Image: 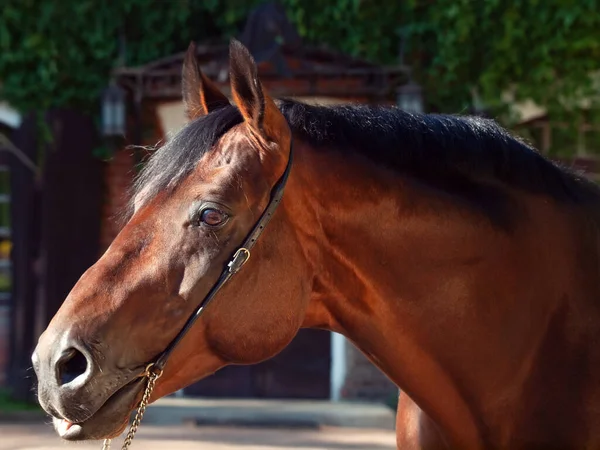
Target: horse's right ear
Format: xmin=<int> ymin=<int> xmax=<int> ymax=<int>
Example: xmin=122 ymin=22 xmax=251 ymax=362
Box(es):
xmin=182 ymin=42 xmax=230 ymax=120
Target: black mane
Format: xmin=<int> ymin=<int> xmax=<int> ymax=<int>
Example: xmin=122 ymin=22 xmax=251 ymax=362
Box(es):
xmin=132 ymin=99 xmax=600 ymax=222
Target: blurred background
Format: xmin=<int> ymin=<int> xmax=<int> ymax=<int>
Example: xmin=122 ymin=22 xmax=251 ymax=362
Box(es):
xmin=0 ymin=0 xmax=598 ymax=447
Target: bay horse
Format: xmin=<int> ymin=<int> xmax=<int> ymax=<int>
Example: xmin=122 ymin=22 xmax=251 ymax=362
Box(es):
xmin=32 ymin=40 xmax=600 ymax=449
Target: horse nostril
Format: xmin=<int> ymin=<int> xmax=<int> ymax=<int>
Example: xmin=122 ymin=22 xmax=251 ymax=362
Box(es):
xmin=57 ymin=348 xmax=88 ymax=386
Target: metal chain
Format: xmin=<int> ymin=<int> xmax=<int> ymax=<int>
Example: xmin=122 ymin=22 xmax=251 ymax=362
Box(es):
xmin=101 ymin=365 xmax=162 ymax=450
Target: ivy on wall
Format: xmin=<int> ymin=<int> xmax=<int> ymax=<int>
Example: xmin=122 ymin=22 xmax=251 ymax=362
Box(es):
xmin=280 ymin=0 xmax=600 ymax=123
xmin=0 ymin=0 xmax=232 ymax=114
xmin=1 ymin=0 xmax=599 ymax=150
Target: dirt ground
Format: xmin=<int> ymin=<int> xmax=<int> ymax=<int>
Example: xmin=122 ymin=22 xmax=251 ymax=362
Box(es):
xmin=0 ymin=423 xmax=397 ymax=450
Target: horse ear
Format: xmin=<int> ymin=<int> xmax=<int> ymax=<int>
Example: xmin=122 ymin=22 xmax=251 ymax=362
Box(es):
xmin=182 ymin=42 xmax=230 ymax=120
xmin=228 ymin=39 xmax=289 ymax=144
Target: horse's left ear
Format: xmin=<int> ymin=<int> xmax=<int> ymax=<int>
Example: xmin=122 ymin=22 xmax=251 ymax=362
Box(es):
xmin=229 ymin=39 xmax=290 ymax=146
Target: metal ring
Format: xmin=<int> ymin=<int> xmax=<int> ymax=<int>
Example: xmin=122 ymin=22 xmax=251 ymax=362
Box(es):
xmin=143 ymin=363 xmax=164 ymax=379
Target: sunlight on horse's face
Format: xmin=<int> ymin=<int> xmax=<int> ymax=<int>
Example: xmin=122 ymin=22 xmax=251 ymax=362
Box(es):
xmin=32 ymin=41 xmax=306 ymax=441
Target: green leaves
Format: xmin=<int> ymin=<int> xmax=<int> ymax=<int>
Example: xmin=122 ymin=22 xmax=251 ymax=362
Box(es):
xmin=0 ymin=1 xmax=194 ymax=114
xmin=0 ymin=0 xmax=598 ymax=156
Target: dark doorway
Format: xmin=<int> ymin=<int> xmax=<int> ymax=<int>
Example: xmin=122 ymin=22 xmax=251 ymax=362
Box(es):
xmin=184 ymin=329 xmax=331 ymax=399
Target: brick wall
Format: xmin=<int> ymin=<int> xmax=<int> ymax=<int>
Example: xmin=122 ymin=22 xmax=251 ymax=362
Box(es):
xmin=99 ymin=149 xmax=136 ymax=251
xmin=100 ymin=102 xmax=163 ymax=252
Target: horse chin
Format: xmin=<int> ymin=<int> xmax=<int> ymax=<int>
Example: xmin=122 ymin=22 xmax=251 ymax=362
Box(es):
xmin=52 ymin=378 xmax=146 ymax=441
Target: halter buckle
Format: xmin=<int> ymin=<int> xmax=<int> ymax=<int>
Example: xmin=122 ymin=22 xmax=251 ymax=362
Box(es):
xmin=228 ymin=248 xmax=251 ymax=274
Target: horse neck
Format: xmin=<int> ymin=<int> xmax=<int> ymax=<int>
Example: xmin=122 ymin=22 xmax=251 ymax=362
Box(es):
xmin=285 ymin=138 xmax=599 ymax=447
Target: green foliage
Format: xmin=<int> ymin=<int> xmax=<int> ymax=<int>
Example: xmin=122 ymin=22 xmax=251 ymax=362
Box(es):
xmin=0 ymin=388 xmax=39 ymax=411
xmin=0 ymin=0 xmax=237 ymax=114
xmin=418 ymin=0 xmax=600 ymax=120
xmin=1 ymin=0 xmax=598 ymax=151
xmin=0 ymin=273 xmax=10 ymax=292
xmin=280 ymin=0 xmax=600 ymax=122
xmin=282 ymin=0 xmax=407 ymax=64
xmin=279 ymin=0 xmax=600 ymax=154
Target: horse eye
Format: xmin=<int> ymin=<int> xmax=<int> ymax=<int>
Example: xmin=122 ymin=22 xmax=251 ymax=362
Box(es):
xmin=199 ymin=208 xmax=227 ymax=227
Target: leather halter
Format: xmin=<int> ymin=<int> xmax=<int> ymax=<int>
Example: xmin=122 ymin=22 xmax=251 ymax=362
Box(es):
xmin=152 ymin=141 xmax=294 ymax=373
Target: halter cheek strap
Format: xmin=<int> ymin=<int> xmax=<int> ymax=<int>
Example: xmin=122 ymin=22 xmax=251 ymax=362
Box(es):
xmin=152 ymin=141 xmax=294 ymax=372
xmin=103 ymin=141 xmax=294 ymax=450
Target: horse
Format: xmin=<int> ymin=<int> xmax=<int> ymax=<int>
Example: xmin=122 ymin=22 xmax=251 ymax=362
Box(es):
xmin=32 ymin=39 xmax=600 ymax=449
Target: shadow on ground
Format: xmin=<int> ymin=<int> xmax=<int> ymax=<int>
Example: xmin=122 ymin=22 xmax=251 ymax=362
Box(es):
xmin=0 ymin=423 xmax=397 ymax=450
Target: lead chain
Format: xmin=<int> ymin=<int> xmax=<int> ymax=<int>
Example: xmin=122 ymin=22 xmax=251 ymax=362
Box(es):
xmin=101 ymin=366 xmax=162 ymax=450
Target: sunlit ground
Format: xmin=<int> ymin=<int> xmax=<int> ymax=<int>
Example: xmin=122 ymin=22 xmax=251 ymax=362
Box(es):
xmin=0 ymin=424 xmax=397 ymax=450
